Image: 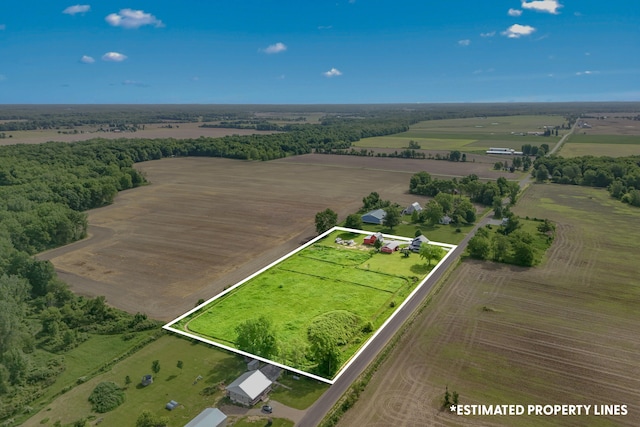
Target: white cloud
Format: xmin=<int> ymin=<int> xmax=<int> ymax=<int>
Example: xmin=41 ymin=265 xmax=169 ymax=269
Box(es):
xmin=101 ymin=52 xmax=127 ymax=62
xmin=323 ymin=68 xmax=342 ymax=78
xmin=501 ymin=24 xmax=536 ymax=38
xmin=63 ymin=4 xmax=90 ymax=15
xmin=80 ymin=55 xmax=95 ymax=64
xmin=318 ymin=25 xmax=332 ymax=30
xmin=576 ymin=70 xmax=597 ymax=76
xmin=521 ymin=0 xmax=562 ymax=14
xmin=508 ymin=8 xmax=523 ymax=17
xmin=262 ymin=42 xmax=287 ymax=54
xmin=480 ymin=31 xmax=496 ymax=37
xmin=458 ymin=39 xmax=470 ymax=46
xmin=105 ymin=9 xmax=163 ymax=29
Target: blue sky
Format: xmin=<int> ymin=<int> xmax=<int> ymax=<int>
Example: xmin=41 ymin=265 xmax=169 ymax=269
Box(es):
xmin=0 ymin=1 xmax=638 ymax=103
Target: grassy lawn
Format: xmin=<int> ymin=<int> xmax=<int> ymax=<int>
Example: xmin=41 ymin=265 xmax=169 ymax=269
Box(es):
xmin=23 ymin=335 xmax=247 ymax=427
xmin=173 ymin=228 xmax=448 ymax=379
xmin=233 ymin=417 xmax=294 ymax=427
xmin=559 ymin=134 xmax=640 ymax=157
xmin=271 ymin=374 xmax=330 ymax=410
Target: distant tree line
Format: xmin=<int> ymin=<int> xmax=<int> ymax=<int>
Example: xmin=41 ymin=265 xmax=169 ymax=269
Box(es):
xmin=532 ymin=155 xmax=640 ymax=206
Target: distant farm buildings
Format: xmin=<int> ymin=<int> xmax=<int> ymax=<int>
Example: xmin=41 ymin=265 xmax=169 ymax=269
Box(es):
xmin=361 ymin=209 xmax=386 ymax=224
xmin=485 ymin=147 xmax=524 ymax=155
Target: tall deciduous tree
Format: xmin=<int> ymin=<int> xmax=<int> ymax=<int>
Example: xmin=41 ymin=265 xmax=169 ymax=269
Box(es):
xmin=383 ymin=206 xmax=401 ymax=230
xmin=235 ymin=316 xmax=279 ymax=359
xmin=315 ymin=208 xmax=338 ymax=234
xmin=419 ymin=244 xmax=445 ymax=266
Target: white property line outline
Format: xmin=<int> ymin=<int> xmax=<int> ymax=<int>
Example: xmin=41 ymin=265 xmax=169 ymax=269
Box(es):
xmin=163 ymin=226 xmax=457 ymax=385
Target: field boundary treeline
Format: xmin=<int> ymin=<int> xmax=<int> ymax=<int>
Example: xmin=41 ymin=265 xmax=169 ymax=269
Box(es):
xmin=318 ymin=257 xmax=460 ymax=427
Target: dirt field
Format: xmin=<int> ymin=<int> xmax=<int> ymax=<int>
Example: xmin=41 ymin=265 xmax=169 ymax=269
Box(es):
xmin=42 ymin=155 xmax=493 ymax=322
xmin=337 ymin=184 xmax=640 ymax=427
xmin=0 ymin=122 xmax=275 ymax=145
xmin=578 ymin=114 xmax=640 ymax=136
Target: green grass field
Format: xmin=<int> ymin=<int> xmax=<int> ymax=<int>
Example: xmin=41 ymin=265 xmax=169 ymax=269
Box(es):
xmin=24 ymin=335 xmax=248 ymax=427
xmin=559 ymin=134 xmax=640 ymax=157
xmin=354 ymin=115 xmax=565 ymax=151
xmin=172 ymin=229 xmax=449 ymax=379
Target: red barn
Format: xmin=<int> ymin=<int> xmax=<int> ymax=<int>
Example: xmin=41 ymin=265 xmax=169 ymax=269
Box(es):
xmin=363 ymin=233 xmax=383 ymax=245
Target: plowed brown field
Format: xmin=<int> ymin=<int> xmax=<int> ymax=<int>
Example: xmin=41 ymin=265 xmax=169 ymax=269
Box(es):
xmin=337 ymin=184 xmax=640 ymax=427
xmin=40 ymin=155 xmax=509 ymax=321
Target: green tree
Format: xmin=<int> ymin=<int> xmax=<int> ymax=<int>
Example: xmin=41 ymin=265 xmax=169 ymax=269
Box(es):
xmin=136 ymin=410 xmax=169 ymax=427
xmin=235 ymin=316 xmax=279 ymax=358
xmin=88 ymin=381 xmax=125 ymax=413
xmin=151 ymin=360 xmax=160 ymax=375
xmin=491 ymin=234 xmax=511 ymax=262
xmin=419 ymin=244 xmax=445 ymax=266
xmin=536 ymin=165 xmax=549 ymax=183
xmin=449 ymin=150 xmax=461 ymax=162
xmin=308 ymin=329 xmax=340 ymax=377
xmin=512 ymin=242 xmax=535 ymax=266
xmin=344 ymin=213 xmax=362 ymax=230
xmin=434 ymin=193 xmax=453 ymax=214
xmin=315 ymin=208 xmax=338 ymax=234
xmin=467 ymin=236 xmax=490 ymax=260
xmin=383 ymin=206 xmax=401 ymax=230
xmin=176 ymin=360 xmax=183 ymax=370
xmin=422 ymin=200 xmax=444 ymax=225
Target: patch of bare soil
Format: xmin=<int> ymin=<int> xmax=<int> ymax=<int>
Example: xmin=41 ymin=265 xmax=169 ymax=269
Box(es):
xmin=337 ymin=186 xmax=640 ymax=427
xmin=41 ymin=157 xmax=434 ymax=321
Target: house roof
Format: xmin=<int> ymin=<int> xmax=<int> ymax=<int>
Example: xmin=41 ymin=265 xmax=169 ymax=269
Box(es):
xmin=185 ymin=408 xmax=227 ymax=427
xmin=362 ymin=209 xmax=386 ymax=220
xmin=226 ymin=370 xmax=272 ymax=400
xmin=411 ymin=235 xmax=430 ymax=244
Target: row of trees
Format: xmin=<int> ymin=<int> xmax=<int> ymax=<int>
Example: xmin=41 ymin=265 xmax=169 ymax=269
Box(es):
xmin=533 ymin=155 xmax=640 ymax=206
xmin=409 ymin=172 xmax=520 ymax=207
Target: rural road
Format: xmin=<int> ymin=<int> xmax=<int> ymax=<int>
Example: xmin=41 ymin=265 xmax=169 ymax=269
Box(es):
xmin=298 ymin=155 xmax=545 ymax=427
xmin=296 ymin=216 xmax=491 ymax=427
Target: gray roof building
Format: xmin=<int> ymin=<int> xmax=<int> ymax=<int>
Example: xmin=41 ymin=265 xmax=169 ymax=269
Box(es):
xmin=185 ymin=408 xmax=227 ymax=427
xmin=361 ymin=209 xmax=386 ymax=224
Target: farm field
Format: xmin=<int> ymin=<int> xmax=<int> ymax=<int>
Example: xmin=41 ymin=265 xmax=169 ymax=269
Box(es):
xmin=559 ymin=134 xmax=640 ymax=157
xmin=337 ymin=184 xmax=640 ymax=427
xmin=354 ymin=115 xmax=565 ymax=152
xmin=40 ymin=155 xmax=509 ymax=322
xmin=170 ymin=228 xmax=453 ymax=381
xmin=0 ymin=122 xmax=275 ymax=145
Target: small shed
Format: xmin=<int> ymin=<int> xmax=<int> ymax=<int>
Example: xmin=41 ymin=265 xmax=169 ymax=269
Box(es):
xmin=361 ymin=209 xmax=386 ymax=225
xmin=141 ymin=374 xmax=153 ymax=387
xmin=185 ymin=408 xmax=227 ymax=427
xmin=381 ymin=241 xmax=402 ymax=253
xmin=439 ymin=215 xmax=452 ymax=225
xmin=166 ymin=400 xmax=179 ymax=411
xmin=247 ymin=359 xmax=260 ymax=371
xmin=410 ymin=235 xmax=430 ymax=252
xmin=402 ymin=202 xmax=423 ymax=215
xmin=363 ymin=232 xmax=383 ymax=245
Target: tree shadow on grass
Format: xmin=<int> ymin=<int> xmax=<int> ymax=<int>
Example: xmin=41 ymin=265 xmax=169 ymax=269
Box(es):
xmin=165 ymin=374 xmax=177 ymax=381
xmin=410 ymin=264 xmax=430 ymax=275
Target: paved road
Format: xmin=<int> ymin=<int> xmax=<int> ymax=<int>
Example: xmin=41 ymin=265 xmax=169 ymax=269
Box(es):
xmin=548 ymin=120 xmax=578 ymax=156
xmin=296 ymin=216 xmax=491 ymax=427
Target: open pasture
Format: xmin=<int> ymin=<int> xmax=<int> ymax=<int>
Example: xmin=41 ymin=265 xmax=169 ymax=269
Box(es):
xmin=559 ymin=134 xmax=640 ymax=157
xmin=0 ymin=122 xmax=275 ymax=145
xmin=170 ymin=228 xmax=453 ymax=381
xmin=578 ymin=114 xmax=640 ymax=136
xmin=354 ymin=115 xmax=564 ymax=152
xmin=338 ymin=184 xmax=640 ymax=427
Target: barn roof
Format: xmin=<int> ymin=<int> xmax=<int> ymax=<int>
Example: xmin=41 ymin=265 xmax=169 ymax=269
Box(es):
xmin=226 ymin=370 xmax=272 ymax=400
xmin=185 ymin=408 xmax=227 ymax=427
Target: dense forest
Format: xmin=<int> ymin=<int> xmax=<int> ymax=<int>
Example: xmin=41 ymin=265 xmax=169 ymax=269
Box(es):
xmin=532 ymin=155 xmax=640 ymax=206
